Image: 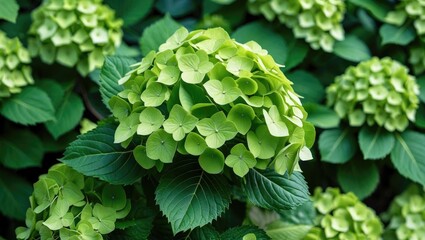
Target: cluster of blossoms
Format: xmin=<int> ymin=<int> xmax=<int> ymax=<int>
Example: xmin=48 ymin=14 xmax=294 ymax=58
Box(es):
xmin=0 ymin=31 xmax=33 ymax=98
xmin=16 ymin=164 xmax=130 ymax=240
xmin=327 ymin=57 xmax=420 ymax=132
xmin=247 ymin=0 xmax=346 ymax=52
xmin=111 ymin=27 xmax=315 ymax=178
xmin=304 ymin=187 xmax=383 ymax=240
xmin=28 ymin=0 xmax=123 ymax=76
xmin=385 ymin=185 xmax=425 ymax=240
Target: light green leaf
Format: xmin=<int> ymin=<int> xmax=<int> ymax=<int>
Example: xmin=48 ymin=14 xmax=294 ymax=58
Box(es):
xmin=178 ymin=51 xmax=214 ymax=84
xmin=61 ymin=123 xmax=145 ymax=185
xmin=184 ymin=132 xmax=207 ymax=156
xmin=359 ymin=126 xmax=395 ymax=160
xmin=109 ymin=96 xmax=131 ymax=120
xmin=204 ymin=77 xmax=241 ymax=105
xmin=91 ymin=204 xmax=116 ymax=234
xmin=133 ymin=145 xmax=156 ymax=169
xmin=140 ymin=15 xmax=181 ymax=55
xmin=225 ymin=143 xmax=257 ymax=177
xmin=196 ymin=112 xmax=238 ymax=148
xmin=114 ymin=113 xmax=139 ymax=143
xmin=319 ymin=128 xmax=356 ymax=164
xmin=137 ymin=107 xmax=165 ymax=136
xmin=244 ymin=170 xmax=309 ymax=210
xmin=391 ymin=131 xmax=425 ymax=186
xmin=0 ymin=129 xmax=43 ymax=169
xmin=226 ymin=56 xmax=254 ymax=77
xmin=263 ymin=105 xmax=289 ymax=137
xmin=141 ymin=82 xmax=169 ymax=107
xmin=0 ymin=87 xmax=55 ymax=125
xmin=0 ymin=170 xmax=31 ymax=220
xmin=157 ymin=66 xmax=181 ymax=85
xmin=0 ymin=0 xmax=19 ymax=23
xmin=227 ymin=104 xmax=255 ymax=134
xmin=379 ymin=23 xmax=415 ymax=46
xmin=163 ymin=104 xmax=198 ymax=141
xmin=146 ymin=129 xmax=177 ymax=163
xmin=199 ymin=148 xmax=225 ymax=174
xmin=155 ymin=160 xmax=231 ymax=234
xmin=337 ymin=160 xmax=379 ymax=200
xmin=333 ymin=35 xmax=371 ymax=62
xmin=247 ymin=125 xmax=278 ymax=159
xmin=265 ymin=222 xmax=311 ymax=240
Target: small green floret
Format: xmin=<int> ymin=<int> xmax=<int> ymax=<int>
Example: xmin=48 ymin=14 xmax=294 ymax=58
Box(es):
xmin=248 ymin=0 xmax=346 ymax=52
xmin=28 ymin=0 xmax=123 ymax=76
xmin=327 ymin=57 xmax=420 ymax=132
xmin=0 ymin=31 xmax=33 ymax=98
xmin=111 ymin=27 xmax=315 ymax=177
xmin=304 ymin=187 xmax=383 ymax=240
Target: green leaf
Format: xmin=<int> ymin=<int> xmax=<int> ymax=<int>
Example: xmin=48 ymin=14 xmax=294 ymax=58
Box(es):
xmin=391 ymin=131 xmax=425 ymax=186
xmin=286 ymin=71 xmax=325 ymax=103
xmin=0 ymin=170 xmax=31 ymax=220
xmin=278 ymin=201 xmax=316 ymax=225
xmin=141 ymin=82 xmax=169 ymax=107
xmin=348 ymin=0 xmax=391 ymax=21
xmin=358 ymin=126 xmax=395 ymax=160
xmin=319 ymin=128 xmax=356 ymax=164
xmin=204 ymin=77 xmax=241 ymax=105
xmin=189 ymin=225 xmax=220 ymax=240
xmin=379 ymin=23 xmax=415 ymax=46
xmin=333 ymin=35 xmax=371 ymax=62
xmin=0 ymin=87 xmax=55 ymax=125
xmin=102 ymin=185 xmax=127 ymax=211
xmin=199 ymin=148 xmax=225 ymax=174
xmin=114 ymin=113 xmax=139 ymax=143
xmin=0 ymin=129 xmax=43 ymax=169
xmin=146 ymin=129 xmax=177 ymax=163
xmin=155 ymin=160 xmax=231 ymax=234
xmin=225 ymin=143 xmax=257 ymax=177
xmin=163 ymin=104 xmax=198 ymax=141
xmin=221 ymin=225 xmax=270 ymax=240
xmin=100 ymin=56 xmax=136 ymax=110
xmin=184 ymin=132 xmax=207 ymax=156
xmin=196 ymin=112 xmax=238 ymax=148
xmin=91 ymin=204 xmax=117 ymax=234
xmin=155 ymin=0 xmax=195 ymax=17
xmin=138 ymin=107 xmax=165 ymax=136
xmin=140 ymin=14 xmax=181 ymax=56
xmin=45 ymin=92 xmax=84 ymax=139
xmin=337 ymin=160 xmax=379 ymax=200
xmin=105 ymin=0 xmax=153 ymax=26
xmin=303 ymin=103 xmax=340 ymax=129
xmin=265 ymin=222 xmax=311 ymax=240
xmin=244 ymin=169 xmax=309 ymax=210
xmin=227 ymin=104 xmax=255 ymax=134
xmin=263 ymin=105 xmax=289 ymax=137
xmin=0 ymin=0 xmax=19 ymax=23
xmin=61 ymin=123 xmax=145 ymax=185
xmin=417 ymin=76 xmax=425 ymax=103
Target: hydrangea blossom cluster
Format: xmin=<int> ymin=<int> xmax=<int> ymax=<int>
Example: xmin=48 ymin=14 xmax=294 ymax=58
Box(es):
xmin=385 ymin=185 xmax=425 ymax=240
xmin=111 ymin=27 xmax=315 ymax=178
xmin=327 ymin=57 xmax=420 ymax=132
xmin=247 ymin=0 xmax=345 ymax=52
xmin=304 ymin=187 xmax=383 ymax=240
xmin=16 ymin=164 xmax=130 ymax=240
xmin=0 ymin=31 xmax=33 ymax=98
xmin=28 ymin=0 xmax=123 ymax=76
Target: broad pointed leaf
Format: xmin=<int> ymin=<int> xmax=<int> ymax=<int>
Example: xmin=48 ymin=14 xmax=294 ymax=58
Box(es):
xmin=319 ymin=128 xmax=356 ymax=164
xmin=358 ymin=126 xmax=395 ymax=160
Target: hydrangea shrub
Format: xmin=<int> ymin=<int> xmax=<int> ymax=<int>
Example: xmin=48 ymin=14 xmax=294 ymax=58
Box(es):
xmin=111 ymin=27 xmax=315 ymax=177
xmin=327 ymin=57 xmax=420 ymax=132
xmin=247 ymin=0 xmax=345 ymax=52
xmin=28 ymin=0 xmax=123 ymax=76
xmin=0 ymin=31 xmax=33 ymax=98
xmin=304 ymin=187 xmax=383 ymax=240
xmin=16 ymin=164 xmax=130 ymax=240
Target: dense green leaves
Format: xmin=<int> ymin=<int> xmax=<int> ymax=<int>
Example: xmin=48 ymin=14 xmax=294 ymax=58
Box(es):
xmin=0 ymin=170 xmax=32 ymax=220
xmin=333 ymin=35 xmax=371 ymax=62
xmin=61 ymin=123 xmax=145 ymax=185
xmin=155 ymin=160 xmax=231 ymax=234
xmin=391 ymin=131 xmax=425 ymax=186
xmin=359 ymin=126 xmax=395 ymax=160
xmin=0 ymin=87 xmax=55 ymax=125
xmin=319 ymin=128 xmax=356 ymax=164
xmin=379 ymin=23 xmax=415 ymax=46
xmin=0 ymin=0 xmax=19 ymax=23
xmin=244 ymin=169 xmax=309 ymax=210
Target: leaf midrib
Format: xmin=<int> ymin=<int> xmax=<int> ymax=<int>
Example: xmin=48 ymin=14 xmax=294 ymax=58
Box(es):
xmin=326 ymin=129 xmax=349 ymax=159
xmin=395 ymin=133 xmax=417 ymax=168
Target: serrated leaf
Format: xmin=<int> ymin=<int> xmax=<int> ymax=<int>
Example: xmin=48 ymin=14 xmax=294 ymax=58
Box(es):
xmin=379 ymin=23 xmax=415 ymax=46
xmin=0 ymin=170 xmax=32 ymax=220
xmin=358 ymin=126 xmax=395 ymax=160
xmin=0 ymin=0 xmax=19 ymax=23
xmin=155 ymin=160 xmax=231 ymax=234
xmin=337 ymin=160 xmax=379 ymax=200
xmin=333 ymin=35 xmax=371 ymax=62
xmin=319 ymin=128 xmax=356 ymax=164
xmin=0 ymin=129 xmax=43 ymax=169
xmin=61 ymin=123 xmax=145 ymax=185
xmin=265 ymin=222 xmax=311 ymax=240
xmin=244 ymin=169 xmax=309 ymax=211
xmin=0 ymin=87 xmax=55 ymax=125
xmin=391 ymin=131 xmax=425 ymax=186
xmin=45 ymin=92 xmax=84 ymax=139
xmin=99 ymin=56 xmax=136 ymax=110
xmin=140 ymin=15 xmax=181 ymax=56
xmin=221 ymin=225 xmax=270 ymax=240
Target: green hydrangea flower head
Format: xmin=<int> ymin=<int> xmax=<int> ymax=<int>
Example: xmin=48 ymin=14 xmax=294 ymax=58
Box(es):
xmin=385 ymin=185 xmax=425 ymax=240
xmin=0 ymin=31 xmax=33 ymax=98
xmin=16 ymin=164 xmax=131 ymax=240
xmin=111 ymin=27 xmax=315 ymax=178
xmin=304 ymin=187 xmax=383 ymax=240
xmin=247 ymin=0 xmax=346 ymax=52
xmin=28 ymin=0 xmax=123 ymax=76
xmin=327 ymin=57 xmax=420 ymax=132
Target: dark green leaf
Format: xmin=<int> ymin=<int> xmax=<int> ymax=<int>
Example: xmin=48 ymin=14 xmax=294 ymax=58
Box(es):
xmin=278 ymin=201 xmax=316 ymax=225
xmin=155 ymin=160 xmax=231 ymax=234
xmin=333 ymin=35 xmax=371 ymax=62
xmin=0 ymin=0 xmax=19 ymax=23
xmin=304 ymin=103 xmax=340 ymax=129
xmin=112 ymin=217 xmax=154 ymax=239
xmin=61 ymin=123 xmax=145 ymax=185
xmin=140 ymin=15 xmax=181 ymax=56
xmin=391 ymin=131 xmax=425 ymax=186
xmin=244 ymin=169 xmax=309 ymax=210
xmin=155 ymin=0 xmax=196 ymax=17
xmin=105 ymin=0 xmax=154 ymax=26
xmin=358 ymin=126 xmax=395 ymax=160
xmin=286 ymin=71 xmax=324 ymax=103
xmin=0 ymin=129 xmax=43 ymax=169
xmin=0 ymin=170 xmax=32 ymax=220
xmin=0 ymin=87 xmax=55 ymax=125
xmin=348 ymin=0 xmax=391 ymax=21
xmin=221 ymin=225 xmax=270 ymax=240
xmin=319 ymin=128 xmax=356 ymax=164
xmin=99 ymin=56 xmax=136 ymax=110
xmin=188 ymin=225 xmax=220 ymax=240
xmin=379 ymin=23 xmax=415 ymax=46
xmin=418 ymin=76 xmax=425 ymax=103
xmin=337 ymin=160 xmax=379 ymax=200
